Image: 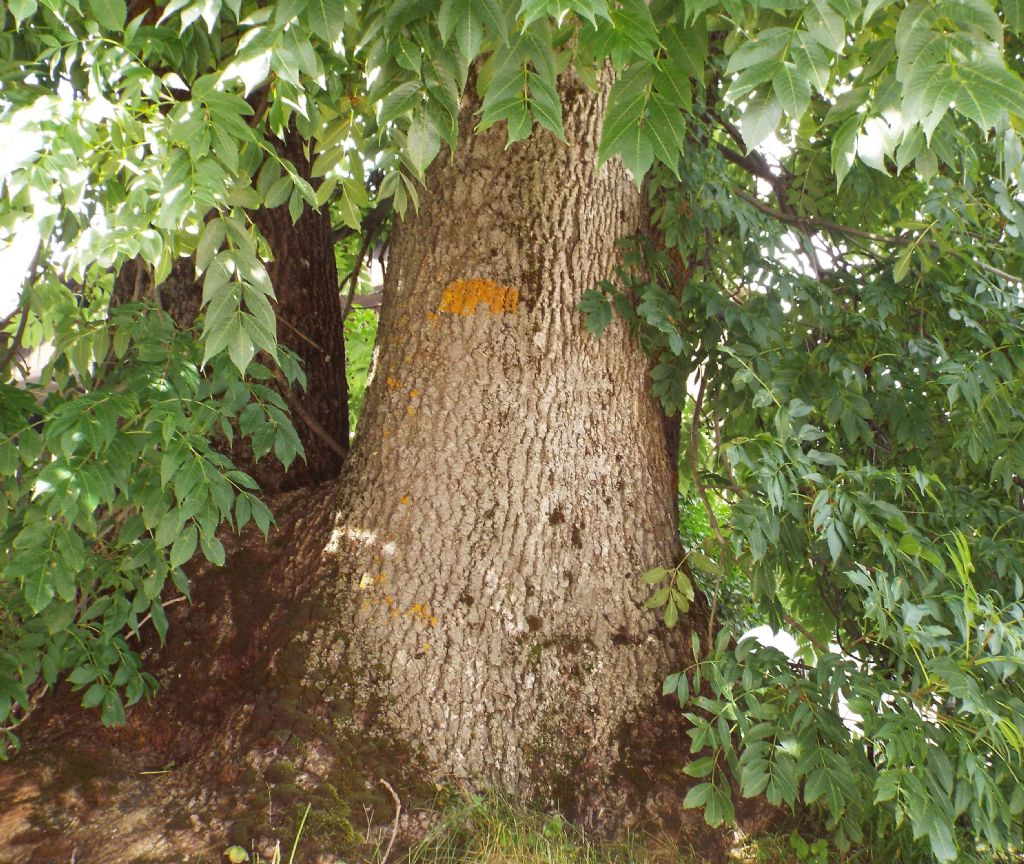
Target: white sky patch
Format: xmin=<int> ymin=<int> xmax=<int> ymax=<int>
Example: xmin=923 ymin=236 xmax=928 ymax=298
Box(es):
xmin=0 ymin=95 xmax=68 ymax=316
xmin=744 ymin=624 xmax=800 ymax=656
xmin=0 ymin=225 xmax=41 ymax=318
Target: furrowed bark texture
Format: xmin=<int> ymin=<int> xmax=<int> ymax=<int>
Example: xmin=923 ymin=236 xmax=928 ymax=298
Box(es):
xmin=310 ymin=77 xmax=686 ymax=805
xmin=249 ymin=131 xmax=349 ymax=491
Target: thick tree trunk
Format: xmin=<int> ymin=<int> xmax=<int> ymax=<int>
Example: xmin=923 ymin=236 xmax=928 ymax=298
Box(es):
xmin=0 ymin=79 xmax=731 ymax=864
xmin=306 ymin=76 xmax=689 ymax=808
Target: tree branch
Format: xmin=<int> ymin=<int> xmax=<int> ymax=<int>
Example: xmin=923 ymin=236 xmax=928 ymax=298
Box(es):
xmin=736 ymin=189 xmax=911 ymax=246
xmin=0 ymin=243 xmax=42 ymax=374
xmin=781 ymin=611 xmax=830 ymax=656
xmin=270 ymin=367 xmax=347 ymax=459
xmin=340 ymin=229 xmax=376 ymax=323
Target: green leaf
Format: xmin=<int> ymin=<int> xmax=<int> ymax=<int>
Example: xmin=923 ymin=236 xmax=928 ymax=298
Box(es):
xmin=739 ymin=91 xmax=782 ymax=151
xmin=263 ymin=175 xmax=293 ymax=209
xmin=25 ymin=567 xmax=55 ymax=615
xmin=806 ymin=0 xmax=847 ymax=53
xmin=791 ymin=30 xmax=831 ymax=93
xmin=597 ymin=64 xmax=653 ymax=180
xmin=726 ymin=28 xmax=789 ymax=75
xmin=772 ymin=63 xmax=810 ymax=119
xmin=406 ymin=110 xmax=442 ymax=177
xmin=7 ymin=0 xmax=37 ymax=24
xmin=579 ymin=290 xmax=612 ymax=335
xmin=662 ymin=16 xmax=706 ymax=79
xmin=305 ymin=0 xmax=344 ymax=43
xmin=646 ymin=95 xmax=684 ymax=174
xmin=87 ymin=0 xmax=127 ymax=30
xmin=643 ymin=566 xmax=669 ymax=584
xmin=82 ymin=683 xmax=107 ymax=709
xmin=101 ymin=689 xmax=126 ymax=725
xmin=196 ymin=219 xmax=226 ymax=273
xmin=439 ymin=0 xmax=485 ymax=59
xmin=227 ymin=318 xmax=256 ymax=373
xmin=170 ymin=523 xmax=198 ymax=568
xmin=645 ymin=587 xmax=671 ymax=609
xmin=954 ymin=59 xmax=1024 ymax=129
xmin=477 ymin=0 xmax=509 ymax=43
xmin=831 ymin=114 xmax=859 ymax=188
xmin=683 ymin=781 xmax=714 ymax=808
xmin=1005 ymin=0 xmax=1024 ymax=33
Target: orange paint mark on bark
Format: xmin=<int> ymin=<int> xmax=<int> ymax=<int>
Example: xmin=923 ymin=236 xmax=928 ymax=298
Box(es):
xmin=438 ymin=278 xmax=519 ymax=316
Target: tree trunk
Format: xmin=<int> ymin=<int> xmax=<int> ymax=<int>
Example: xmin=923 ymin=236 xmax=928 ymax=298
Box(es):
xmin=0 ymin=79 xmax=728 ymax=864
xmin=248 ymin=130 xmax=349 ymax=491
xmin=306 ymin=75 xmax=690 ymax=809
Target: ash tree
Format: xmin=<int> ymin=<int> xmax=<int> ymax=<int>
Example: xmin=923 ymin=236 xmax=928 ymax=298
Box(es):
xmin=1 ymin=0 xmax=1024 ymax=860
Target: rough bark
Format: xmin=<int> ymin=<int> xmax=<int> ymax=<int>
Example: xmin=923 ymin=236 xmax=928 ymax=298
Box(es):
xmin=248 ymin=131 xmax=349 ymax=491
xmin=303 ymin=73 xmax=692 ymax=812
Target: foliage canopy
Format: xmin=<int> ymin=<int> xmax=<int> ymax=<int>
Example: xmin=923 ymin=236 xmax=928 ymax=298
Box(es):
xmin=3 ymin=0 xmax=1024 ymax=860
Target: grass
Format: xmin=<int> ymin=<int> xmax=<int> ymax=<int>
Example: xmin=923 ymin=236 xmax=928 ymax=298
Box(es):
xmin=227 ymin=790 xmax=1016 ymax=864
xmin=405 ymin=792 xmax=692 ymax=864
xmin=224 ymin=791 xmax=837 ymax=864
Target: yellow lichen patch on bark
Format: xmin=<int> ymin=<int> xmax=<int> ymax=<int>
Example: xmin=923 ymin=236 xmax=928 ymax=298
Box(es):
xmin=407 ymin=603 xmax=436 ymax=625
xmin=400 ymin=495 xmax=411 ymax=505
xmin=438 ymin=278 xmax=519 ymax=316
xmin=386 ymin=377 xmax=402 ymax=390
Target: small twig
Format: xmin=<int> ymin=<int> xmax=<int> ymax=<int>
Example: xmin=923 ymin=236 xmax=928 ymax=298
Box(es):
xmin=974 ymin=259 xmax=1021 ymax=283
xmin=0 ymin=303 xmax=29 ymax=375
xmin=737 ymin=190 xmax=1021 ymax=283
xmin=379 ymin=779 xmax=401 ymax=864
xmin=277 ymin=314 xmax=328 ymax=357
xmin=270 ymin=367 xmax=347 ymax=458
xmin=0 ymin=306 xmax=22 ymax=330
xmin=363 ymin=804 xmax=374 ymax=843
xmin=340 ymin=230 xmax=376 ymax=322
xmin=131 ymin=595 xmax=188 ymax=639
xmin=782 ymin=611 xmax=830 ymax=656
xmin=0 ymin=243 xmax=42 ymax=374
xmin=712 ymin=411 xmax=738 ymax=492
